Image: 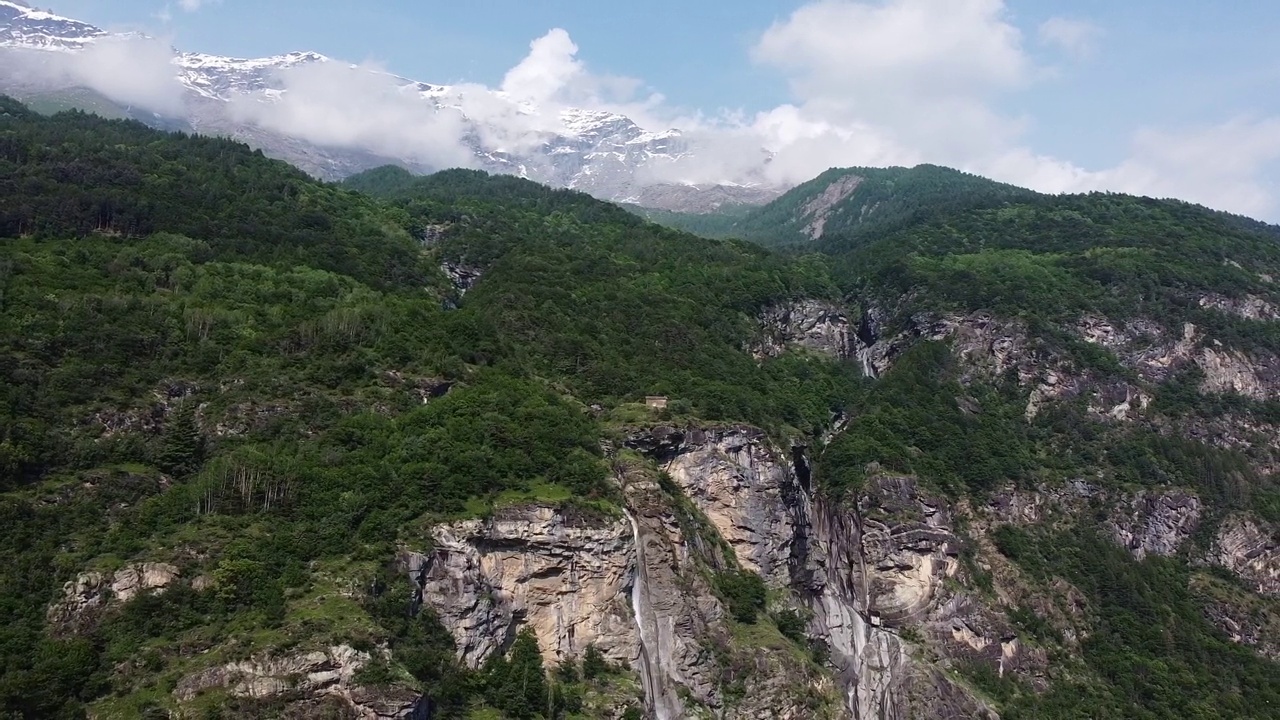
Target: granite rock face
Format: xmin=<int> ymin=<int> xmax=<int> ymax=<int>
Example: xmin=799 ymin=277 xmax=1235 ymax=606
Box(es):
xmin=621 ymin=423 xmax=1001 ymax=719
xmin=632 ymin=424 xmax=808 ymax=585
xmin=754 ymin=299 xmax=855 ymax=361
xmin=407 ymin=504 xmax=638 ymax=669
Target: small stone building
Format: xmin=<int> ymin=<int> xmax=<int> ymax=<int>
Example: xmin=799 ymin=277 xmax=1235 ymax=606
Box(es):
xmin=645 ymin=396 xmax=669 ymax=410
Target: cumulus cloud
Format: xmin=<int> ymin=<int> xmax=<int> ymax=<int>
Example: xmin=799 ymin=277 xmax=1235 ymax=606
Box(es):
xmin=599 ymin=0 xmax=1042 ymax=188
xmin=717 ymin=0 xmax=1280 ymax=218
xmin=1039 ymin=17 xmax=1103 ymax=60
xmin=500 ymin=29 xmax=584 ymax=105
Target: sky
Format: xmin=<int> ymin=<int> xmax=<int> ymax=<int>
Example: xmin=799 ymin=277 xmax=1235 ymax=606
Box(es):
xmin=33 ymin=0 xmax=1280 ymax=219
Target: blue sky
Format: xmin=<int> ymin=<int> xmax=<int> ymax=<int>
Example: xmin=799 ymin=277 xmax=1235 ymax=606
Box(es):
xmin=41 ymin=0 xmax=1280 ymax=218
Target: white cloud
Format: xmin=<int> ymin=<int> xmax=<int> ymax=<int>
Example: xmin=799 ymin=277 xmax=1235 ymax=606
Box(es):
xmin=13 ymin=0 xmax=1263 ymax=219
xmin=178 ymin=0 xmax=219 ymax=11
xmin=0 ymin=36 xmax=186 ymax=115
xmin=500 ymin=29 xmax=584 ymax=105
xmin=74 ymin=36 xmax=186 ymax=114
xmin=753 ymin=0 xmax=1029 ymax=106
xmin=728 ymin=0 xmax=1040 ymax=183
xmin=1039 ymin=17 xmax=1103 ymax=60
xmin=1091 ymin=118 xmax=1280 ymax=217
xmin=726 ymin=0 xmax=1280 ymax=218
xmin=227 ymin=60 xmax=477 ymax=171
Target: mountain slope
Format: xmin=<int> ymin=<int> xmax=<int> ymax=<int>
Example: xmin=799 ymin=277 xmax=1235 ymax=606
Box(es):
xmin=1 ymin=100 xmax=1278 ymax=719
xmin=644 ymin=164 xmax=1037 ymax=247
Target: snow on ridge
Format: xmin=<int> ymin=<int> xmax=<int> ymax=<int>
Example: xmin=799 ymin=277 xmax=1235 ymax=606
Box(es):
xmin=0 ymin=0 xmax=84 ymax=24
xmin=176 ymin=50 xmax=329 ymax=71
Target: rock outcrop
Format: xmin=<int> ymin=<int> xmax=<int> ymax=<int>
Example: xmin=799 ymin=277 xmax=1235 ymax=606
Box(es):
xmin=1193 ymin=574 xmax=1280 ymax=662
xmin=48 ymin=562 xmax=180 ymax=631
xmin=630 ymin=425 xmax=806 ymax=585
xmin=407 ymin=504 xmax=638 ymax=669
xmin=753 ymin=299 xmax=854 ymax=361
xmin=801 ymin=174 xmax=864 ymax=240
xmin=623 ymin=423 xmax=998 ymax=719
xmin=1211 ymin=515 xmax=1280 ymax=598
xmin=1106 ymin=490 xmax=1202 ymax=560
xmin=1199 ymin=294 xmax=1280 ymax=322
xmin=858 ymin=475 xmax=961 ymax=625
xmin=174 ymin=644 xmax=426 ymax=719
xmin=441 ymin=261 xmax=483 ymax=297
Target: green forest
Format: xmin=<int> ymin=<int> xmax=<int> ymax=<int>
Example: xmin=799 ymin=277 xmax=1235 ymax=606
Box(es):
xmin=2 ymin=97 xmax=1279 ymax=718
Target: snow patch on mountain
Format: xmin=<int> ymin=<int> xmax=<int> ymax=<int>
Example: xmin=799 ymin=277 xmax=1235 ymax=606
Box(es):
xmin=0 ymin=3 xmax=784 ymax=211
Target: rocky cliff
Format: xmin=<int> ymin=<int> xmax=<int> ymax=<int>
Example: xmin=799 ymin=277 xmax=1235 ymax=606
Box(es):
xmin=403 ymin=421 xmax=1042 ymax=718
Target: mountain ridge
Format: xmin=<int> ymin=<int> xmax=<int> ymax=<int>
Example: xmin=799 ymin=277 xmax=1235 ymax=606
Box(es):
xmin=1 ymin=97 xmax=1279 ymax=718
xmin=0 ymin=2 xmax=783 ymax=211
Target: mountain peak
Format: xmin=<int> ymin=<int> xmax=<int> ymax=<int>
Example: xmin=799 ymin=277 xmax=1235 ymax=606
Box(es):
xmin=0 ymin=3 xmax=776 ymax=210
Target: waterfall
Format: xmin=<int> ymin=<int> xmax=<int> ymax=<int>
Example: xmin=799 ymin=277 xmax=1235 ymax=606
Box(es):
xmin=626 ymin=511 xmax=678 ymax=720
xmin=857 ymin=344 xmax=878 ymax=379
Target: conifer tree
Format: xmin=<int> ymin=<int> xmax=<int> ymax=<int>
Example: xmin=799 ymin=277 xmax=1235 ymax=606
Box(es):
xmin=157 ymin=401 xmax=205 ymax=477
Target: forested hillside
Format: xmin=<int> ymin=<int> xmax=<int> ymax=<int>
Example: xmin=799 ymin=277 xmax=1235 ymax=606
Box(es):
xmin=640 ymin=164 xmax=1037 ymax=248
xmin=2 ymin=102 xmax=1279 ymax=719
xmin=0 ymin=101 xmax=858 ymax=718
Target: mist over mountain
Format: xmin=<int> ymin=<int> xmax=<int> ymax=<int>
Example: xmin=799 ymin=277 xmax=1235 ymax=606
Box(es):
xmin=3 ymin=2 xmax=1280 ymax=718
xmin=0 ymin=1 xmax=782 ymax=211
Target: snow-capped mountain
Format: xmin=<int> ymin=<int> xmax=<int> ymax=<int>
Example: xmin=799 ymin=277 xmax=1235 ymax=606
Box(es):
xmin=0 ymin=2 xmax=781 ymax=210
xmin=0 ymin=0 xmax=103 ymax=51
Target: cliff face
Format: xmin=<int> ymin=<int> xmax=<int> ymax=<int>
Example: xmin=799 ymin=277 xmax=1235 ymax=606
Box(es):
xmin=410 ymin=423 xmax=1026 ymax=718
xmin=413 ymin=405 xmax=1278 ymax=718
xmin=406 ymin=505 xmax=639 ymax=670
xmin=752 ymin=299 xmax=854 ymax=362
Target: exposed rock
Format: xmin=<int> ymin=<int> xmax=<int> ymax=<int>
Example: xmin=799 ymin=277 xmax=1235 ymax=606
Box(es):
xmin=622 ymin=471 xmax=724 ymax=718
xmin=1210 ymin=515 xmax=1280 ymax=598
xmin=636 ymin=425 xmax=806 ymax=584
xmin=211 ymin=399 xmax=292 ymax=438
xmin=379 ymin=370 xmax=453 ymax=404
xmin=753 ymin=299 xmax=854 ymax=361
xmin=174 ymin=644 xmax=425 ymax=718
xmin=1106 ymin=490 xmax=1202 ymax=560
xmin=985 ymin=480 xmax=1097 ymax=527
xmin=1077 ymin=317 xmax=1195 ymax=383
xmin=858 ymin=475 xmax=961 ymax=624
xmin=84 ymin=380 xmax=200 ymax=438
xmin=110 ymin=562 xmax=181 ymax=603
xmin=408 ymin=504 xmax=638 ymax=669
xmin=1192 ymin=574 xmax=1280 ymax=661
xmin=1172 ymin=413 xmax=1280 ymax=476
xmin=801 ymin=174 xmax=864 ymax=240
xmin=1078 ymin=316 xmax=1280 ymax=400
xmin=441 ymin=261 xmax=483 ymax=297
xmin=624 ymin=424 xmax=1010 ymax=719
xmin=1199 ymin=293 xmax=1280 ymax=322
xmin=48 ymin=562 xmax=180 ymax=630
xmin=1197 ymin=345 xmax=1280 ymax=401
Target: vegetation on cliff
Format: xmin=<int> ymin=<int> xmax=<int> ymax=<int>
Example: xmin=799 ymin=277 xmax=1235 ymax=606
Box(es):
xmin=2 ymin=97 xmax=1278 ymax=717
